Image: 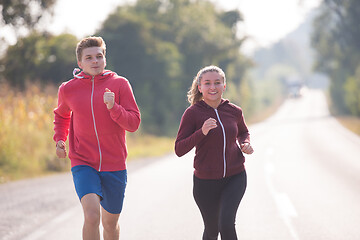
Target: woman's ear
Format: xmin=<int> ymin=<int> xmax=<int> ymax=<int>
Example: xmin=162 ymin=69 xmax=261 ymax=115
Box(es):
xmin=198 ymin=84 xmax=202 ymax=93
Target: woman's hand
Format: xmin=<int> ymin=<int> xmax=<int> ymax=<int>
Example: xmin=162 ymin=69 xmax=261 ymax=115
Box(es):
xmin=202 ymin=118 xmax=217 ymax=135
xmin=56 ymin=140 xmax=67 ymax=158
xmin=240 ymin=142 xmax=254 ymax=154
xmin=103 ymin=88 xmax=115 ymax=109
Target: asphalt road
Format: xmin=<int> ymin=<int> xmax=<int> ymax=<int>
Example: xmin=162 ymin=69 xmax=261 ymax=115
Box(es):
xmin=1 ymin=88 xmax=360 ymax=240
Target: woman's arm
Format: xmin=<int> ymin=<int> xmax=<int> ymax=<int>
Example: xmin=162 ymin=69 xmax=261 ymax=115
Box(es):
xmin=175 ymin=109 xmax=206 ymax=157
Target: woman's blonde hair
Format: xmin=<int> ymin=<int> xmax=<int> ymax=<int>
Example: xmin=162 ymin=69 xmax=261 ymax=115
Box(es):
xmin=187 ymin=65 xmax=226 ymax=105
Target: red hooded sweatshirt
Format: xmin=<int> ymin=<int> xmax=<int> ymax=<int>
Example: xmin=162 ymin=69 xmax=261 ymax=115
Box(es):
xmin=175 ymin=99 xmax=250 ymax=179
xmin=53 ymin=70 xmax=141 ymax=172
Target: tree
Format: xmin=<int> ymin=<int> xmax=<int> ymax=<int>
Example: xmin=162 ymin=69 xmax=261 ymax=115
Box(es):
xmin=1 ymin=32 xmax=78 ymax=88
xmin=97 ymin=0 xmax=249 ymax=135
xmin=311 ymin=0 xmax=360 ymax=115
xmin=98 ymin=6 xmax=183 ymax=134
xmin=0 ymin=0 xmax=56 ymax=30
xmin=344 ymin=66 xmax=360 ymax=116
xmin=0 ymin=0 xmax=252 ymax=135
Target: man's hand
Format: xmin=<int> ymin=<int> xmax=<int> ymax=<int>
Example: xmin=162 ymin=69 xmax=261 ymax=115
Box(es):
xmin=103 ymin=88 xmax=115 ymax=109
xmin=56 ymin=140 xmax=67 ymax=158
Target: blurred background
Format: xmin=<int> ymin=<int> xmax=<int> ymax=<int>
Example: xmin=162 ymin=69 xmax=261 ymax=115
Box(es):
xmin=0 ymin=0 xmax=359 ymax=189
xmin=2 ymin=1 xmax=360 ymax=239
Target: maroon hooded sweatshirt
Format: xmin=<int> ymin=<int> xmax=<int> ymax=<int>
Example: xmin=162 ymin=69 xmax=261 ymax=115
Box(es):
xmin=175 ymin=99 xmax=250 ymax=179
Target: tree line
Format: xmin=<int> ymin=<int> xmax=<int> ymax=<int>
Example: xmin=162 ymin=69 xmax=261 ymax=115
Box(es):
xmin=0 ymin=0 xmax=252 ymax=136
xmin=311 ymin=0 xmax=360 ymax=116
xmin=3 ymin=0 xmax=358 ymax=135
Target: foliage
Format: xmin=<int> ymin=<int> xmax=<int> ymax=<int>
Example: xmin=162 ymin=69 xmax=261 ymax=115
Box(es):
xmin=0 ymin=0 xmax=251 ymax=136
xmin=0 ymin=32 xmax=78 ymax=88
xmin=311 ymin=0 xmax=360 ymax=115
xmin=0 ymin=0 xmax=55 ymax=31
xmin=254 ymin=40 xmax=312 ymax=81
xmin=344 ymin=66 xmax=360 ymax=115
xmin=250 ymin=13 xmax=319 ymax=117
xmin=97 ymin=0 xmax=250 ymax=135
xmin=251 ymin=40 xmax=305 ymax=116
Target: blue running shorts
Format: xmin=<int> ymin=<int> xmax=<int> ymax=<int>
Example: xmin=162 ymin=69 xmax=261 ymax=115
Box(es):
xmin=71 ymin=165 xmax=127 ymax=214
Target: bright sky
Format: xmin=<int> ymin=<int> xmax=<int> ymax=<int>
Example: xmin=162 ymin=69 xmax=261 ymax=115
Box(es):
xmin=212 ymin=0 xmax=322 ymax=54
xmin=1 ymin=0 xmax=322 ymax=55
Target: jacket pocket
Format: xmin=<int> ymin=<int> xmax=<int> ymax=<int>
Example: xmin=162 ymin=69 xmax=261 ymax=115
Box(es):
xmin=99 ymin=133 xmax=127 ymax=163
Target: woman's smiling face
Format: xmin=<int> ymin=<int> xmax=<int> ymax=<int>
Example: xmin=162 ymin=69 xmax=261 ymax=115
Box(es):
xmin=198 ymin=71 xmax=226 ymax=108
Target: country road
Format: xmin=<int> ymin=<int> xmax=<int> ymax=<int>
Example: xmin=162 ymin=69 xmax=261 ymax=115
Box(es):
xmin=1 ymin=88 xmax=360 ymax=240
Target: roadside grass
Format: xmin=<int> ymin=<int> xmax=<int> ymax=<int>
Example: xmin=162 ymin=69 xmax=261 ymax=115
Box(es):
xmin=335 ymin=116 xmax=360 ymax=136
xmin=0 ymin=81 xmax=284 ymax=183
xmin=247 ymin=97 xmax=284 ymax=124
xmin=127 ymin=134 xmax=174 ymax=160
xmin=324 ymin=90 xmax=360 ymax=136
xmin=0 ymin=84 xmax=174 ymax=183
xmin=7 ymin=84 xmax=350 ymax=183
xmin=0 ymin=84 xmax=59 ymax=182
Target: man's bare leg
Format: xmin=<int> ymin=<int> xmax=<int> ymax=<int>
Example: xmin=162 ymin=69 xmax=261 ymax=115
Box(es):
xmin=101 ymin=207 xmax=120 ymax=240
xmin=81 ymin=193 xmax=101 ymax=240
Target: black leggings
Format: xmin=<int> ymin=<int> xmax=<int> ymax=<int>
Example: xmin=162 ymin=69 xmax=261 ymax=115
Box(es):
xmin=193 ymin=171 xmax=247 ymax=240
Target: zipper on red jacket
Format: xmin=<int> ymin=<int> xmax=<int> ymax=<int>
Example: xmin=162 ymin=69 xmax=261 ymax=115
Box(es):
xmin=214 ymin=108 xmax=226 ymax=178
xmin=91 ymin=76 xmax=103 ymax=171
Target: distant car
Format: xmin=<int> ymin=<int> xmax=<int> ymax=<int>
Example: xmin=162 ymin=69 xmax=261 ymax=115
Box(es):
xmin=287 ymin=81 xmax=303 ymax=98
xmin=288 ymin=85 xmax=302 ymax=98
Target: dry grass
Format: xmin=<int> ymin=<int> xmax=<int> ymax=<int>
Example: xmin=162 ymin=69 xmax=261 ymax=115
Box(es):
xmin=335 ymin=116 xmax=360 ymax=136
xmin=0 ymin=84 xmax=174 ymax=183
xmin=126 ymin=134 xmax=174 ymax=159
xmin=247 ymin=97 xmax=285 ymax=125
xmin=0 ymin=84 xmax=60 ymax=182
xmin=0 ymin=82 xmax=298 ymax=183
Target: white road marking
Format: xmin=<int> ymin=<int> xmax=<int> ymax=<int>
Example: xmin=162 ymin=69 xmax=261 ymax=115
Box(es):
xmin=264 ymin=149 xmax=300 ymax=240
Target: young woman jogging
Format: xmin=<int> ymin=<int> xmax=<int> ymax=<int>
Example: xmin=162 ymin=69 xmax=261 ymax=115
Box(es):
xmin=175 ymin=65 xmax=254 ymax=240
